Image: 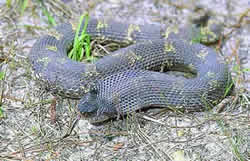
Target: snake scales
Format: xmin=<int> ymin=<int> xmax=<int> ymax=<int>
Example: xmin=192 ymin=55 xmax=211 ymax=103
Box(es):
xmin=29 ymin=18 xmax=232 ymax=124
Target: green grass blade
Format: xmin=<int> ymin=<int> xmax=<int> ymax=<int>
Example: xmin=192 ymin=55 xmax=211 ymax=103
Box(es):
xmin=6 ymin=0 xmax=12 ymax=8
xmin=84 ymin=35 xmax=91 ymax=59
xmin=0 ymin=71 xmax=5 ymax=118
xmin=75 ymin=15 xmax=85 ymax=44
xmin=0 ymin=107 xmax=3 ymax=118
xmin=42 ymin=7 xmax=56 ymax=26
xmin=0 ymin=71 xmax=5 ymax=80
xmin=81 ymin=13 xmax=89 ymax=36
xmin=19 ymin=0 xmax=29 ymax=16
xmin=36 ymin=0 xmax=56 ymax=26
xmin=243 ymin=68 xmax=250 ymax=72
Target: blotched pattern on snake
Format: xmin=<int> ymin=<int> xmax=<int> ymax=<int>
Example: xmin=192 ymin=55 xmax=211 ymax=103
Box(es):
xmin=29 ymin=18 xmax=232 ymax=123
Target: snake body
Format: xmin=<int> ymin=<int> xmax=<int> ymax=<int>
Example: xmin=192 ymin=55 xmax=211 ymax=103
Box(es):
xmin=29 ymin=18 xmax=232 ymax=123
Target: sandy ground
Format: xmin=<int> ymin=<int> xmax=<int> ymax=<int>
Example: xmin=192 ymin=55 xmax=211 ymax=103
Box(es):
xmin=0 ymin=0 xmax=249 ymax=160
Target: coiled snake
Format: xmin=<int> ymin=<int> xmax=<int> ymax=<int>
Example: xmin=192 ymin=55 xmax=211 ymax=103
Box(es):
xmin=29 ymin=18 xmax=232 ymax=124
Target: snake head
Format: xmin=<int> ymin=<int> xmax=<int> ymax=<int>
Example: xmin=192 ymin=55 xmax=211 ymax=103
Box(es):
xmin=78 ymin=89 xmax=99 ymax=113
xmin=78 ymin=86 xmax=114 ymax=124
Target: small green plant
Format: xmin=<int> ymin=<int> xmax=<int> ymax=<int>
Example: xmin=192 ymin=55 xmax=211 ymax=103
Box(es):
xmin=18 ymin=0 xmax=29 ymax=15
xmin=190 ymin=25 xmax=204 ymax=44
xmin=6 ymin=0 xmax=12 ymax=8
xmin=217 ymin=120 xmax=246 ymax=161
xmin=68 ymin=13 xmax=92 ymax=62
xmin=41 ymin=7 xmax=56 ymax=26
xmin=16 ymin=0 xmax=56 ymax=26
xmin=36 ymin=0 xmax=56 ymax=26
xmin=192 ymin=32 xmax=203 ymax=44
xmin=31 ymin=126 xmax=38 ymax=134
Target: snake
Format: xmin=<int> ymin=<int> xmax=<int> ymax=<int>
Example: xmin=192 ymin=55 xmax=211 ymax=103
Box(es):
xmin=29 ymin=18 xmax=232 ymax=124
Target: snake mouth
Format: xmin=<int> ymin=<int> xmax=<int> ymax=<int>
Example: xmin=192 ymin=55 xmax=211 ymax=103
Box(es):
xmin=81 ymin=113 xmax=112 ymax=125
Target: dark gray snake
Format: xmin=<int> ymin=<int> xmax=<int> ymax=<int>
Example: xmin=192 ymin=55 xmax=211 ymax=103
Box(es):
xmin=29 ymin=18 xmax=232 ymax=124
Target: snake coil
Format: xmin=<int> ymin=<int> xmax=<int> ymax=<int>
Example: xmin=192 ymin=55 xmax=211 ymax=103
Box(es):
xmin=29 ymin=18 xmax=232 ymax=123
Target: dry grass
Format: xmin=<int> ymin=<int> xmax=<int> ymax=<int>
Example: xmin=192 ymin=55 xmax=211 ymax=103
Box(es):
xmin=0 ymin=0 xmax=249 ymax=160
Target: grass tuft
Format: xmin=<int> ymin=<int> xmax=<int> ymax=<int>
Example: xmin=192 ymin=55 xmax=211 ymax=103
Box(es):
xmin=68 ymin=13 xmax=93 ymax=62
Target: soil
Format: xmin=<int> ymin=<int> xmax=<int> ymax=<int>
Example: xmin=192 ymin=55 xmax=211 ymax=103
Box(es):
xmin=0 ymin=0 xmax=249 ymax=160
